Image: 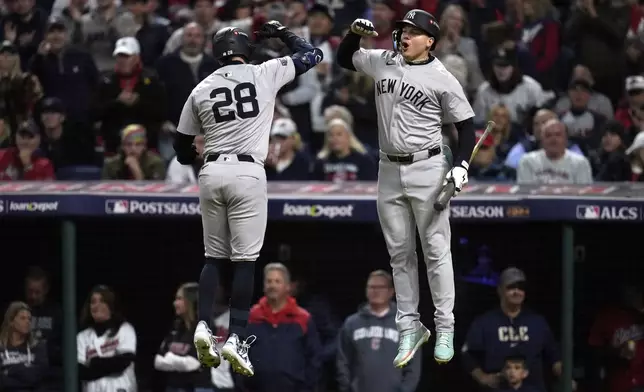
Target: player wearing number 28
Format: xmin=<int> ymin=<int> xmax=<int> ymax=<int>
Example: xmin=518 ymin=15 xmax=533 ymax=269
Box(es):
xmin=337 ymin=11 xmax=477 ymax=367
xmin=173 ymin=23 xmax=323 ymax=376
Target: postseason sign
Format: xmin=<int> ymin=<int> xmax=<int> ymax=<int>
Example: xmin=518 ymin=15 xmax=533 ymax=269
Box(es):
xmin=0 ymin=181 xmax=643 ymax=223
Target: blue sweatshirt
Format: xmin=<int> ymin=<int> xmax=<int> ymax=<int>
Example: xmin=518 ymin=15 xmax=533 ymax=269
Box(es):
xmin=336 ymin=303 xmax=420 ymax=392
xmin=0 ymin=340 xmax=48 ymax=391
xmin=312 ymin=150 xmax=377 ymax=182
xmin=462 ymin=307 xmax=559 ymax=391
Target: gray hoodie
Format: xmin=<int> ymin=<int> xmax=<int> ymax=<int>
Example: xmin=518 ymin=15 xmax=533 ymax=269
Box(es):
xmin=336 ymin=303 xmax=421 ymax=392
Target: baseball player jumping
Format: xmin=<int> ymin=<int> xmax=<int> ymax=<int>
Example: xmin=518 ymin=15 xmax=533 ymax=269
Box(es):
xmin=173 ymin=23 xmax=322 ymax=376
xmin=337 ymin=10 xmax=476 ymax=367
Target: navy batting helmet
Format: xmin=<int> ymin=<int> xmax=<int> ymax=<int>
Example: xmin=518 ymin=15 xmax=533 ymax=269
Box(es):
xmin=212 ymin=27 xmax=253 ymax=61
xmin=392 ymin=9 xmax=441 ymax=52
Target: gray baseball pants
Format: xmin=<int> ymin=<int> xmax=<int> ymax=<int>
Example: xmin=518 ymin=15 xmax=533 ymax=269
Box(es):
xmin=376 ymin=153 xmax=455 ymax=334
xmin=198 ymin=155 xmax=267 ymax=261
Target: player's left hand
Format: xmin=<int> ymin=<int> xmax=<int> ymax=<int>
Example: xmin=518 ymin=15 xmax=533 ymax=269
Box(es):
xmin=255 ymin=20 xmax=287 ymax=40
xmin=443 ymin=165 xmax=468 ymax=196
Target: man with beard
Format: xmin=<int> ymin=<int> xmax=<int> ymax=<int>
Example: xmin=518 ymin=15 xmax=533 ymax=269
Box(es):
xmin=461 ymin=268 xmax=567 ymax=391
xmin=156 ymin=22 xmax=217 ymax=126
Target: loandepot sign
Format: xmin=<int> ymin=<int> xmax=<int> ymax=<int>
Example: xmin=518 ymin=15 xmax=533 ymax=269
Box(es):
xmin=282 ymin=203 xmax=354 ymax=219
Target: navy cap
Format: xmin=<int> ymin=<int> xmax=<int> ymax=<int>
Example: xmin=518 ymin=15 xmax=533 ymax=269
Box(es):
xmin=41 ymin=97 xmax=65 ymax=114
xmin=498 ymin=267 xmax=526 ymax=288
xmin=308 ymin=2 xmax=334 ymax=20
xmin=47 ymin=17 xmax=67 ymax=31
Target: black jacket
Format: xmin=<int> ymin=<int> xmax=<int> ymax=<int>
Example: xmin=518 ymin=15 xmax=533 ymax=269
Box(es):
xmin=94 ymin=67 xmax=167 ymax=153
xmin=29 ymin=46 xmax=100 ymax=123
xmin=155 ymin=52 xmax=217 ymax=125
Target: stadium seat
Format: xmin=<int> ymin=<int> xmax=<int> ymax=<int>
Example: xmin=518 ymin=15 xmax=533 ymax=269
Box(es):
xmin=56 ymin=165 xmax=102 ymax=181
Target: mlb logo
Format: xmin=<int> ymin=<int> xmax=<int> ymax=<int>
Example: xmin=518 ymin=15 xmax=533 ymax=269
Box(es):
xmin=576 ymin=205 xmax=600 ymax=219
xmin=105 ymin=200 xmax=129 ymax=214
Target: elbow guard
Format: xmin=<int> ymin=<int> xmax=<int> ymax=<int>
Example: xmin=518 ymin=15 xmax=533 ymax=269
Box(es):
xmin=173 ymin=133 xmax=197 ymax=165
xmin=291 ymin=47 xmax=323 ymax=76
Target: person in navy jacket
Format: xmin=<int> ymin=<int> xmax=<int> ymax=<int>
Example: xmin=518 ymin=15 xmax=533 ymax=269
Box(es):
xmin=243 ymin=263 xmax=322 ymax=392
xmin=461 ymin=267 xmax=566 ymax=391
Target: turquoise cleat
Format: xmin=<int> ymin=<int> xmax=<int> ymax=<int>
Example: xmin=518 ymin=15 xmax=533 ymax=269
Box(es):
xmin=393 ymin=326 xmax=431 ymax=368
xmin=434 ymin=331 xmax=454 ymax=364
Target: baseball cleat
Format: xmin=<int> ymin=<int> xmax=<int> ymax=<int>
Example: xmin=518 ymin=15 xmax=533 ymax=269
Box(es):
xmin=434 ymin=331 xmax=455 ymax=364
xmin=393 ymin=325 xmax=431 ymax=368
xmin=221 ymin=333 xmax=256 ymax=377
xmin=194 ymin=321 xmax=221 ymax=368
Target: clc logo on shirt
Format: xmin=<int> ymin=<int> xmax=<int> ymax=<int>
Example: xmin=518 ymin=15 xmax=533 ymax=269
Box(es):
xmin=498 ymin=326 xmax=529 ymax=343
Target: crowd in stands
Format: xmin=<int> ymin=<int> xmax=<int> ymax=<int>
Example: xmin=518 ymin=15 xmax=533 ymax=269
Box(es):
xmin=0 ymin=0 xmax=643 ymax=184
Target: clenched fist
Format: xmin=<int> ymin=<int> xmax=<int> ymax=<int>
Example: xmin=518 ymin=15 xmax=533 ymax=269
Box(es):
xmin=350 ymin=18 xmax=378 ymax=37
xmin=255 ymin=20 xmax=287 ymax=40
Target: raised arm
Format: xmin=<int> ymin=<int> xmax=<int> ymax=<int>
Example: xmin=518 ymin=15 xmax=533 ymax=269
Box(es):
xmin=336 ymin=19 xmax=383 ymax=76
xmin=336 ymin=18 xmax=378 ymax=71
xmin=255 ymin=21 xmax=323 ymax=77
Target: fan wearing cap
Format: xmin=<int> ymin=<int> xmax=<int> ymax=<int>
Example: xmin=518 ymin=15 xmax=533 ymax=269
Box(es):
xmin=468 ymin=129 xmax=516 ymax=181
xmin=558 ymin=78 xmax=607 ymax=154
xmin=39 ymin=97 xmax=100 ymax=171
xmin=462 ymin=267 xmax=567 ymax=391
xmin=101 ymin=124 xmax=165 ymax=180
xmin=166 ymin=134 xmax=205 ymax=184
xmin=0 ymin=120 xmax=55 ymax=180
xmin=265 ymin=118 xmax=311 ymax=181
xmin=615 ymin=75 xmax=644 ymax=146
xmin=473 ymin=48 xmax=548 ymax=125
xmin=96 ymin=36 xmax=166 ymax=154
xmin=517 ymin=119 xmax=593 ymax=184
xmin=29 ymin=18 xmax=99 ymax=124
xmin=554 ymin=66 xmax=614 ymax=120
xmin=587 ymin=120 xmax=631 ymax=181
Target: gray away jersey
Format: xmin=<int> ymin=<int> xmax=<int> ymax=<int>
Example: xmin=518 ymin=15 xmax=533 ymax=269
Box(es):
xmin=352 ymin=49 xmax=474 ymax=154
xmin=177 ymin=56 xmax=296 ymax=164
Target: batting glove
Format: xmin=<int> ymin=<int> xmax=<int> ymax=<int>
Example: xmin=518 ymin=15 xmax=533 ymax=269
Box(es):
xmin=443 ymin=164 xmax=469 ymax=196
xmin=350 ymin=18 xmax=378 ymax=37
xmin=255 ymin=20 xmax=287 ymax=40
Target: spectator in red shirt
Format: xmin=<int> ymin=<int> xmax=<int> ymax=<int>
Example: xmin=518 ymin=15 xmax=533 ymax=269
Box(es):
xmin=588 ymin=280 xmax=644 ymax=392
xmin=518 ymin=0 xmax=559 ymax=90
xmin=0 ymin=120 xmax=55 ymax=180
